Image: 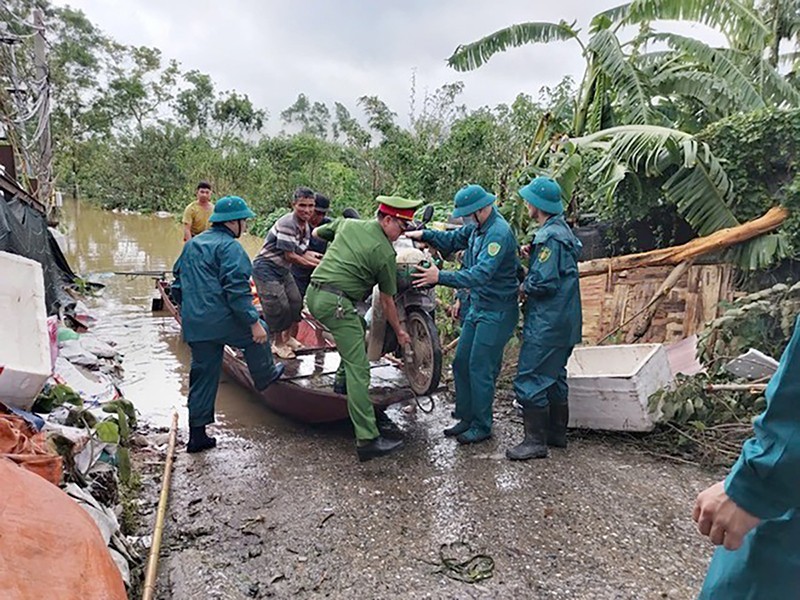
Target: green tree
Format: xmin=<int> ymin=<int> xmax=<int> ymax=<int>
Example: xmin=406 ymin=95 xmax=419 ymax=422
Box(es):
xmin=175 ymin=70 xmax=215 ymax=133
xmin=280 ymin=93 xmax=330 ymax=138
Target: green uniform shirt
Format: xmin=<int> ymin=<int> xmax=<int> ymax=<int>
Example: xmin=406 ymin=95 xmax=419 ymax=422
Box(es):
xmin=311 ymin=218 xmax=397 ymax=301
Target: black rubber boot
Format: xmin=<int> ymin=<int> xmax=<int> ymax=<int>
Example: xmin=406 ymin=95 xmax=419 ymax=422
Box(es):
xmin=356 ymin=436 xmax=404 ymax=462
xmin=333 ymin=379 xmax=347 ymax=395
xmin=443 ymin=420 xmax=470 ymax=437
xmin=375 ymin=410 xmax=404 ymax=439
xmin=506 ymin=406 xmax=549 ymax=460
xmin=548 ymin=403 xmax=569 ymax=448
xmin=186 ymin=426 xmax=217 ymax=453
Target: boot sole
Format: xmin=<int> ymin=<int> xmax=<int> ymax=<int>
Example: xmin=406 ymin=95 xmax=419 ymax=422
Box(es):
xmin=456 ymin=434 xmax=491 ymax=445
xmin=357 ymin=442 xmax=404 ymax=462
xmin=186 ymin=439 xmax=217 ymax=454
xmin=506 ymin=449 xmax=548 ymax=460
xmin=443 ymin=426 xmax=470 ymax=437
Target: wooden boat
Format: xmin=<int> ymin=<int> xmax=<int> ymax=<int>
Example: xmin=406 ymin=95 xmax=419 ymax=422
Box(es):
xmin=156 ymin=280 xmax=415 ymax=423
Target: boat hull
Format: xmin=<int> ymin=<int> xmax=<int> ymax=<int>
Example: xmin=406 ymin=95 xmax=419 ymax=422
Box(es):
xmin=156 ymin=280 xmax=413 ymax=423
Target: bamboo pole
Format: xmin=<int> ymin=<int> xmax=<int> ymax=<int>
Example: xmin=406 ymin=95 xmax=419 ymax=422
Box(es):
xmin=142 ymin=411 xmax=179 ymax=600
xmin=579 ymin=206 xmax=789 ymax=278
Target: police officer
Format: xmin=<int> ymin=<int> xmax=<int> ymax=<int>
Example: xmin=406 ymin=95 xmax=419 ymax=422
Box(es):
xmin=306 ymin=196 xmax=419 ymax=462
xmin=694 ymin=315 xmax=800 ymax=599
xmin=507 ymin=177 xmax=582 ymax=460
xmin=172 ymin=196 xmax=285 ymax=453
xmin=409 ymin=184 xmax=520 ymax=444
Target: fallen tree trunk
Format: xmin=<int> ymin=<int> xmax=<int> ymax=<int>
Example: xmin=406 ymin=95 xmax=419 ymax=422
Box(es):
xmin=579 ymin=206 xmax=789 ymax=278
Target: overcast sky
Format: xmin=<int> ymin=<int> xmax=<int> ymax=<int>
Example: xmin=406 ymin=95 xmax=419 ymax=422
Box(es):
xmin=50 ymin=1 xmax=724 ymax=131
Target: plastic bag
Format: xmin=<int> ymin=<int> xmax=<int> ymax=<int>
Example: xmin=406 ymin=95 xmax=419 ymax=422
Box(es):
xmin=0 ymin=413 xmax=62 ymax=485
xmin=0 ymin=459 xmax=127 ymax=599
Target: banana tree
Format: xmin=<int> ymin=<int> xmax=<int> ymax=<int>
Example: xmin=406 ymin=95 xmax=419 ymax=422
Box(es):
xmin=448 ymin=0 xmax=797 ymax=268
xmin=448 ymin=1 xmax=793 ymax=136
xmin=448 ymin=18 xmax=658 ymax=137
xmin=544 ymin=125 xmax=790 ymax=269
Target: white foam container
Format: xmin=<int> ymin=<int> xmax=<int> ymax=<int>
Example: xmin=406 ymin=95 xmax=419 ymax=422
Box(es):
xmin=0 ymin=251 xmax=51 ymax=410
xmin=567 ymin=343 xmax=672 ymax=432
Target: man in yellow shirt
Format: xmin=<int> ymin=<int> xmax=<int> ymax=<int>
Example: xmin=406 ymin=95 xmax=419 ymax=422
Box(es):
xmin=182 ymin=181 xmax=214 ymax=242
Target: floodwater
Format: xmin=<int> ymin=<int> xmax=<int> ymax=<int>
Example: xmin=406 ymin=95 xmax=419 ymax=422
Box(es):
xmin=61 ymin=199 xmax=718 ymax=599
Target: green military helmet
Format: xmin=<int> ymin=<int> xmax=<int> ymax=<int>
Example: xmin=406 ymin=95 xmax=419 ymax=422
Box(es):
xmin=519 ymin=177 xmax=564 ymax=215
xmin=208 ymin=196 xmax=256 ymax=223
xmin=452 ymin=184 xmax=496 ymax=218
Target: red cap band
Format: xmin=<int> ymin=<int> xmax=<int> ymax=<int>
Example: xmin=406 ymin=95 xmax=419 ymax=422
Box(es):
xmin=378 ymin=203 xmax=415 ymax=221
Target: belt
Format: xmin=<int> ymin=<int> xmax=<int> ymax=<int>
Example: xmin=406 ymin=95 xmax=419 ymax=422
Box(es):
xmin=310 ymin=281 xmax=357 ymax=303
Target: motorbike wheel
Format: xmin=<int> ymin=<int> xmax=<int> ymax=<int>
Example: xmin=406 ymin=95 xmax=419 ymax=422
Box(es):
xmin=403 ymin=309 xmax=442 ymax=396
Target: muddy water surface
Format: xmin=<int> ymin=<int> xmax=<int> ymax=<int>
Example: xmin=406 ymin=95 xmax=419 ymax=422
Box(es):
xmin=62 ymin=200 xmax=718 ymax=599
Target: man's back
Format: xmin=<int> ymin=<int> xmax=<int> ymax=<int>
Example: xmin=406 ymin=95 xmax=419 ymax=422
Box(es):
xmin=311 ymin=218 xmax=397 ymax=301
xmin=175 ymin=227 xmax=257 ymax=342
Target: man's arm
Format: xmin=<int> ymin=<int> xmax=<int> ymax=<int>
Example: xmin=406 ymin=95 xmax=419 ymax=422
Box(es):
xmin=379 ymin=292 xmax=410 ymax=347
xmin=433 ymin=230 xmax=509 ymax=290
xmin=182 ymin=204 xmax=194 ymax=242
xmin=313 ymin=218 xmax=340 ymax=242
xmin=413 ymin=224 xmax=474 ymax=256
xmin=522 ymin=240 xmax=562 ymax=298
xmin=722 ymin=318 xmax=800 ymax=518
xmin=285 ymin=250 xmax=322 ymax=268
xmin=171 ymin=253 xmax=184 ymax=305
xmin=693 ymin=316 xmax=800 ymax=549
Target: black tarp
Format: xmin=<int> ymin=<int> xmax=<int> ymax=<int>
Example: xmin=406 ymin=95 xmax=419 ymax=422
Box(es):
xmin=0 ymin=193 xmax=77 ymax=315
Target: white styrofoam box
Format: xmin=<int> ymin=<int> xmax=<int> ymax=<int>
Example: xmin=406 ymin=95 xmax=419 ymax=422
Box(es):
xmin=0 ymin=251 xmax=51 ymax=410
xmin=566 ymin=343 xmax=673 ymax=432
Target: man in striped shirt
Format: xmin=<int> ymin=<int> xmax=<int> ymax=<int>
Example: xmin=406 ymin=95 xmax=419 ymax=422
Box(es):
xmin=253 ymin=187 xmax=322 ymax=358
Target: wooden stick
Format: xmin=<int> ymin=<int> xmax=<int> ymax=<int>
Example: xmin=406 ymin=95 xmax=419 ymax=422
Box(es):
xmin=625 ymin=259 xmax=695 ymax=342
xmin=142 ymin=411 xmax=178 ymax=600
xmin=579 ymin=207 xmax=789 ymax=278
xmin=443 ymin=337 xmax=460 ymax=355
xmin=705 ymin=383 xmax=768 ymax=392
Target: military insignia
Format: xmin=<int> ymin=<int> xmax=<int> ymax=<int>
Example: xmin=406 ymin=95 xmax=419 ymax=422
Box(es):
xmin=487 ymin=242 xmax=501 ymax=257
xmin=538 ymin=247 xmax=552 ymax=263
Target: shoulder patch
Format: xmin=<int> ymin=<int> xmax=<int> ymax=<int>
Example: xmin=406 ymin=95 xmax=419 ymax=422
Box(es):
xmin=538 ymin=246 xmax=552 ymax=263
xmin=487 ymin=242 xmax=501 ymax=257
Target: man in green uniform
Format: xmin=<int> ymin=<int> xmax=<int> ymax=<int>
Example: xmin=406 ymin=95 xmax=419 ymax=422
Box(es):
xmin=172 ymin=196 xmax=284 ymax=453
xmin=507 ymin=177 xmax=582 ymax=460
xmin=409 ymin=184 xmax=520 ymax=444
xmin=306 ymin=196 xmax=418 ymax=462
xmin=693 ymin=315 xmax=800 ymax=599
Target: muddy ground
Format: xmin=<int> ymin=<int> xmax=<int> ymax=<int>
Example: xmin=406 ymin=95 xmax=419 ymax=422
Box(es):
xmin=134 ymin=397 xmax=719 ymax=600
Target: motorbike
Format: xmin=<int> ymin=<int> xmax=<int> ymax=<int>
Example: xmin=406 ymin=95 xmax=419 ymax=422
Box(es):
xmin=366 ymin=205 xmax=443 ymax=396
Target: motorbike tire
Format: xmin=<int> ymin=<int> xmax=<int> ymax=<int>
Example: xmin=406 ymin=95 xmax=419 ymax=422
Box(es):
xmin=403 ymin=309 xmax=442 ymax=396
